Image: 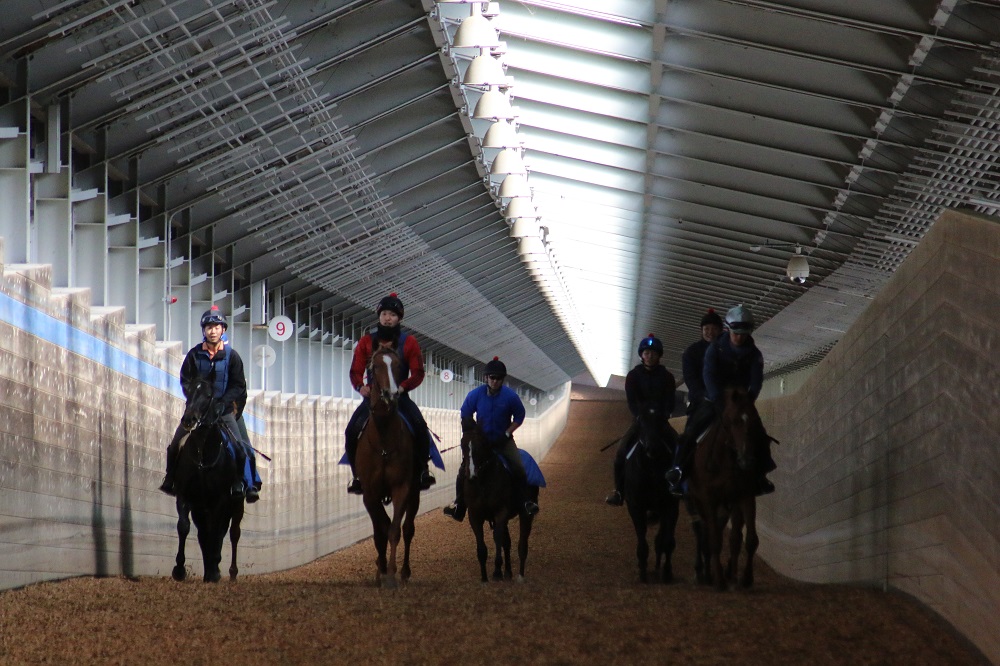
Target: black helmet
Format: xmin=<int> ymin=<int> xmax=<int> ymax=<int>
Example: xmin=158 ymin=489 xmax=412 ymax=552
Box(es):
xmin=200 ymin=306 xmax=228 ymax=330
xmin=637 ymin=333 xmax=663 ymax=357
xmin=700 ymin=308 xmax=723 ymax=328
xmin=376 ymin=292 xmax=404 ymax=318
xmin=484 ymin=356 xmax=507 ymax=378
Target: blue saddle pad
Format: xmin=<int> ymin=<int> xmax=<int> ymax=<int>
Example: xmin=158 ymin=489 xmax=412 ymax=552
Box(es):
xmin=337 ymin=417 xmax=445 ymax=471
xmin=219 ymin=426 xmax=260 ymax=488
xmin=497 ymin=449 xmax=546 ymax=488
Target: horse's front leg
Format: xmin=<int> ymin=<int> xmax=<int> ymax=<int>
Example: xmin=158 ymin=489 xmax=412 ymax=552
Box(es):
xmin=363 ymin=495 xmax=390 ymax=587
xmin=382 ymin=485 xmax=410 ymax=590
xmin=469 ymin=516 xmax=489 ymax=583
xmin=627 ymin=502 xmax=650 ymax=583
xmin=655 ymin=498 xmax=679 ymax=584
xmin=741 ymin=497 xmax=758 ymax=588
xmin=400 ymin=487 xmax=419 ymax=583
xmin=492 ymin=516 xmax=510 ymax=581
xmin=229 ymin=500 xmax=245 ymax=581
xmin=727 ymin=505 xmax=745 ymax=584
xmin=516 ymin=515 xmax=533 ymax=582
xmin=172 ymin=499 xmax=191 ymax=581
xmin=700 ymin=500 xmax=726 ymax=591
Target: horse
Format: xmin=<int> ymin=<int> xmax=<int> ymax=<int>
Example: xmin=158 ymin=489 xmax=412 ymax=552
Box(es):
xmin=463 ymin=425 xmax=536 ymax=583
xmin=355 ymin=346 xmax=420 ymax=588
xmin=686 ymin=386 xmax=766 ymax=590
xmin=622 ymin=406 xmax=680 ymax=583
xmin=170 ymin=374 xmax=246 ymax=583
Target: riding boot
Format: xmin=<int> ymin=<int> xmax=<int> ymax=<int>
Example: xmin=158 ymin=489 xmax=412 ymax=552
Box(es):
xmin=443 ymin=471 xmax=466 ymax=521
xmin=666 ymin=435 xmax=689 ymax=496
xmin=230 ymin=446 xmax=247 ymax=499
xmin=605 ymin=439 xmax=626 ymax=505
xmin=521 ymin=484 xmax=540 ymax=516
xmin=416 ymin=428 xmax=436 ymax=490
xmin=159 ymin=442 xmax=178 ymax=496
xmin=345 ymin=434 xmax=362 ymax=495
xmin=244 ymin=444 xmax=260 ymax=504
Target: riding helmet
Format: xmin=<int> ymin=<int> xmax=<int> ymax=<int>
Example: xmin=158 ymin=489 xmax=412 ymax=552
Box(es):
xmin=376 ymin=292 xmax=404 ymax=318
xmin=637 ymin=333 xmax=663 ymax=357
xmin=200 ymin=305 xmax=228 ymax=330
xmin=725 ymin=304 xmax=755 ymax=334
xmin=484 ymin=356 xmax=507 ymax=378
xmin=700 ymin=308 xmax=723 ymax=328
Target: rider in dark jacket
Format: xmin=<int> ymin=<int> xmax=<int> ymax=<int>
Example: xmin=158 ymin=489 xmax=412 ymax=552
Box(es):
xmin=605 ymin=334 xmax=676 ymax=506
xmin=667 ymin=305 xmax=774 ymax=496
xmin=159 ymin=306 xmax=260 ymax=502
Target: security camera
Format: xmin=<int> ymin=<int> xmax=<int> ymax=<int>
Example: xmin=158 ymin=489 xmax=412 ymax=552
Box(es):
xmin=786 ymin=254 xmax=809 ymax=283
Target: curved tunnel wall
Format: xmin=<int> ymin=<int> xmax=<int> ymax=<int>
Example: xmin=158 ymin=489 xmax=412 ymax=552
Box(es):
xmin=756 ymin=209 xmax=999 ymax=663
xmin=0 ymin=256 xmax=569 ymax=588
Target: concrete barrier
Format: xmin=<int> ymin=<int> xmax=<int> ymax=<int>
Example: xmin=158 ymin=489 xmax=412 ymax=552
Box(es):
xmin=755 ymin=208 xmax=1000 ymax=662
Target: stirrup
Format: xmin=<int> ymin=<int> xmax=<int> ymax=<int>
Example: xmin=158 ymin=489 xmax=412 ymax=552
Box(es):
xmin=347 ymin=478 xmax=363 ymax=495
xmin=665 ymin=466 xmax=683 ymax=485
xmin=158 ymin=476 xmax=176 ymax=497
xmin=230 ymin=481 xmax=246 ymax=498
xmin=605 ymin=490 xmax=623 ymax=506
xmin=419 ymin=469 xmax=436 ymax=490
xmin=756 ymin=477 xmax=775 ymax=496
xmin=523 ymin=500 xmax=540 ymax=516
xmin=443 ymin=502 xmax=466 ymax=522
xmin=245 ymin=486 xmax=260 ymax=504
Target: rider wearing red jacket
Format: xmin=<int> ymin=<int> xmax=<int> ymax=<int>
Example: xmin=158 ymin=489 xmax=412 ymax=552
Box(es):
xmin=344 ymin=293 xmax=436 ymax=494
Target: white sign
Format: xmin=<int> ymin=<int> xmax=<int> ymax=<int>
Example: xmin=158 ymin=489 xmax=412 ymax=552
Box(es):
xmin=268 ymin=315 xmax=294 ymax=342
xmin=440 ymin=369 xmax=454 ymax=383
xmin=529 ymin=397 xmax=537 ymax=406
xmin=252 ymin=345 xmax=277 ymax=368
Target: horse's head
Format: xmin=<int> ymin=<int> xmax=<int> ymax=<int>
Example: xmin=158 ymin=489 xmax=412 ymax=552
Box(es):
xmin=180 ymin=375 xmax=216 ymax=432
xmin=367 ymin=347 xmax=403 ymax=413
xmin=719 ymin=387 xmax=757 ymax=471
xmin=635 ymin=406 xmax=671 ymax=463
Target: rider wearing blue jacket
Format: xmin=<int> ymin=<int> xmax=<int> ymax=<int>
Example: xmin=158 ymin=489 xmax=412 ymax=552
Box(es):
xmin=159 ymin=306 xmax=260 ymax=503
xmin=443 ymin=357 xmax=538 ymax=522
xmin=667 ymin=304 xmax=774 ymax=497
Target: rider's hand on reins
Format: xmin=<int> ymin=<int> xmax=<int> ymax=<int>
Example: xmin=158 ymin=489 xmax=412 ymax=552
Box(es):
xmin=359 ymin=385 xmax=371 ymax=398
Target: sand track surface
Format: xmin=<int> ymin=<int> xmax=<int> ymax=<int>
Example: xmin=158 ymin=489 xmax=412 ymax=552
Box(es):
xmin=0 ymin=396 xmax=984 ymax=665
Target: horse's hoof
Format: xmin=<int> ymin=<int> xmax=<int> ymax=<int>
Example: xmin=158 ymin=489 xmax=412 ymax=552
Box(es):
xmin=383 ymin=574 xmax=398 ymax=590
xmin=492 ymin=571 xmax=503 ymax=582
xmin=515 ymin=575 xmax=526 ymax=584
xmin=171 ymin=566 xmax=187 ymax=582
xmin=205 ymin=573 xmax=221 ymax=584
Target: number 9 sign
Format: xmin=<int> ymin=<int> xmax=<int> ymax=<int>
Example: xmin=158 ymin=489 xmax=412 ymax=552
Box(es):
xmin=268 ymin=315 xmax=294 ymax=342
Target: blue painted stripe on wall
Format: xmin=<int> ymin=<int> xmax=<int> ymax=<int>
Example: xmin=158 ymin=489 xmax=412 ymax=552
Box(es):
xmin=0 ymin=291 xmax=264 ymax=435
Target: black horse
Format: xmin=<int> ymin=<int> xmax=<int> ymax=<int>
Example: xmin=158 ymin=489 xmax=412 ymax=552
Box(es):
xmin=463 ymin=426 xmax=537 ymax=583
xmin=623 ymin=407 xmax=680 ymax=584
xmin=170 ymin=374 xmax=246 ymax=583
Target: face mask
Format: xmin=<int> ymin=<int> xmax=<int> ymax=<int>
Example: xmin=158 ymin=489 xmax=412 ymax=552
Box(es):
xmin=377 ymin=323 xmax=399 ymax=341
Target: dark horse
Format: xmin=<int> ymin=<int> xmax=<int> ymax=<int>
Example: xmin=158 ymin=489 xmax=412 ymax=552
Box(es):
xmin=171 ymin=374 xmax=245 ymax=583
xmin=463 ymin=425 xmax=536 ymax=583
xmin=356 ymin=346 xmax=420 ymax=588
xmin=687 ymin=386 xmax=770 ymax=590
xmin=623 ymin=407 xmax=680 ymax=583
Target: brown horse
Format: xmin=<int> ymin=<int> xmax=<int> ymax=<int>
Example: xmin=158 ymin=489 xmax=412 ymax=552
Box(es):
xmin=463 ymin=425 xmax=536 ymax=582
xmin=686 ymin=386 xmax=764 ymax=590
xmin=356 ymin=346 xmax=420 ymax=588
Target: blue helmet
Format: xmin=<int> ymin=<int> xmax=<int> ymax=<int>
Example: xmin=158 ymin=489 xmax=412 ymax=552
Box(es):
xmin=637 ymin=333 xmax=663 ymax=357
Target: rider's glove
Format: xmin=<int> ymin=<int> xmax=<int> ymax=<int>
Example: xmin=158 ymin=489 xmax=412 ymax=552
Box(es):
xmin=212 ymin=399 xmax=229 ymax=420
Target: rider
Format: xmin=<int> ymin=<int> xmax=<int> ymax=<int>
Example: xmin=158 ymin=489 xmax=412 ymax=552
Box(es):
xmin=667 ymin=304 xmax=775 ymax=497
xmin=159 ymin=306 xmax=260 ymax=503
xmin=605 ymin=334 xmax=677 ymax=506
xmin=665 ymin=308 xmax=723 ymax=495
xmin=344 ymin=293 xmax=436 ymax=495
xmin=443 ymin=357 xmax=539 ymax=521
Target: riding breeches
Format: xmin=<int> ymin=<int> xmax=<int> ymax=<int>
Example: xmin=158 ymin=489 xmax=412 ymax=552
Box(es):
xmin=494 ymin=438 xmax=527 ymax=485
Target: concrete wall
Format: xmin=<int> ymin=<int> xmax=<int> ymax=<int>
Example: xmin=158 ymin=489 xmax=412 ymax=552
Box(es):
xmin=0 ymin=255 xmax=569 ymax=587
xmin=756 ymin=209 xmax=1000 ymax=663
